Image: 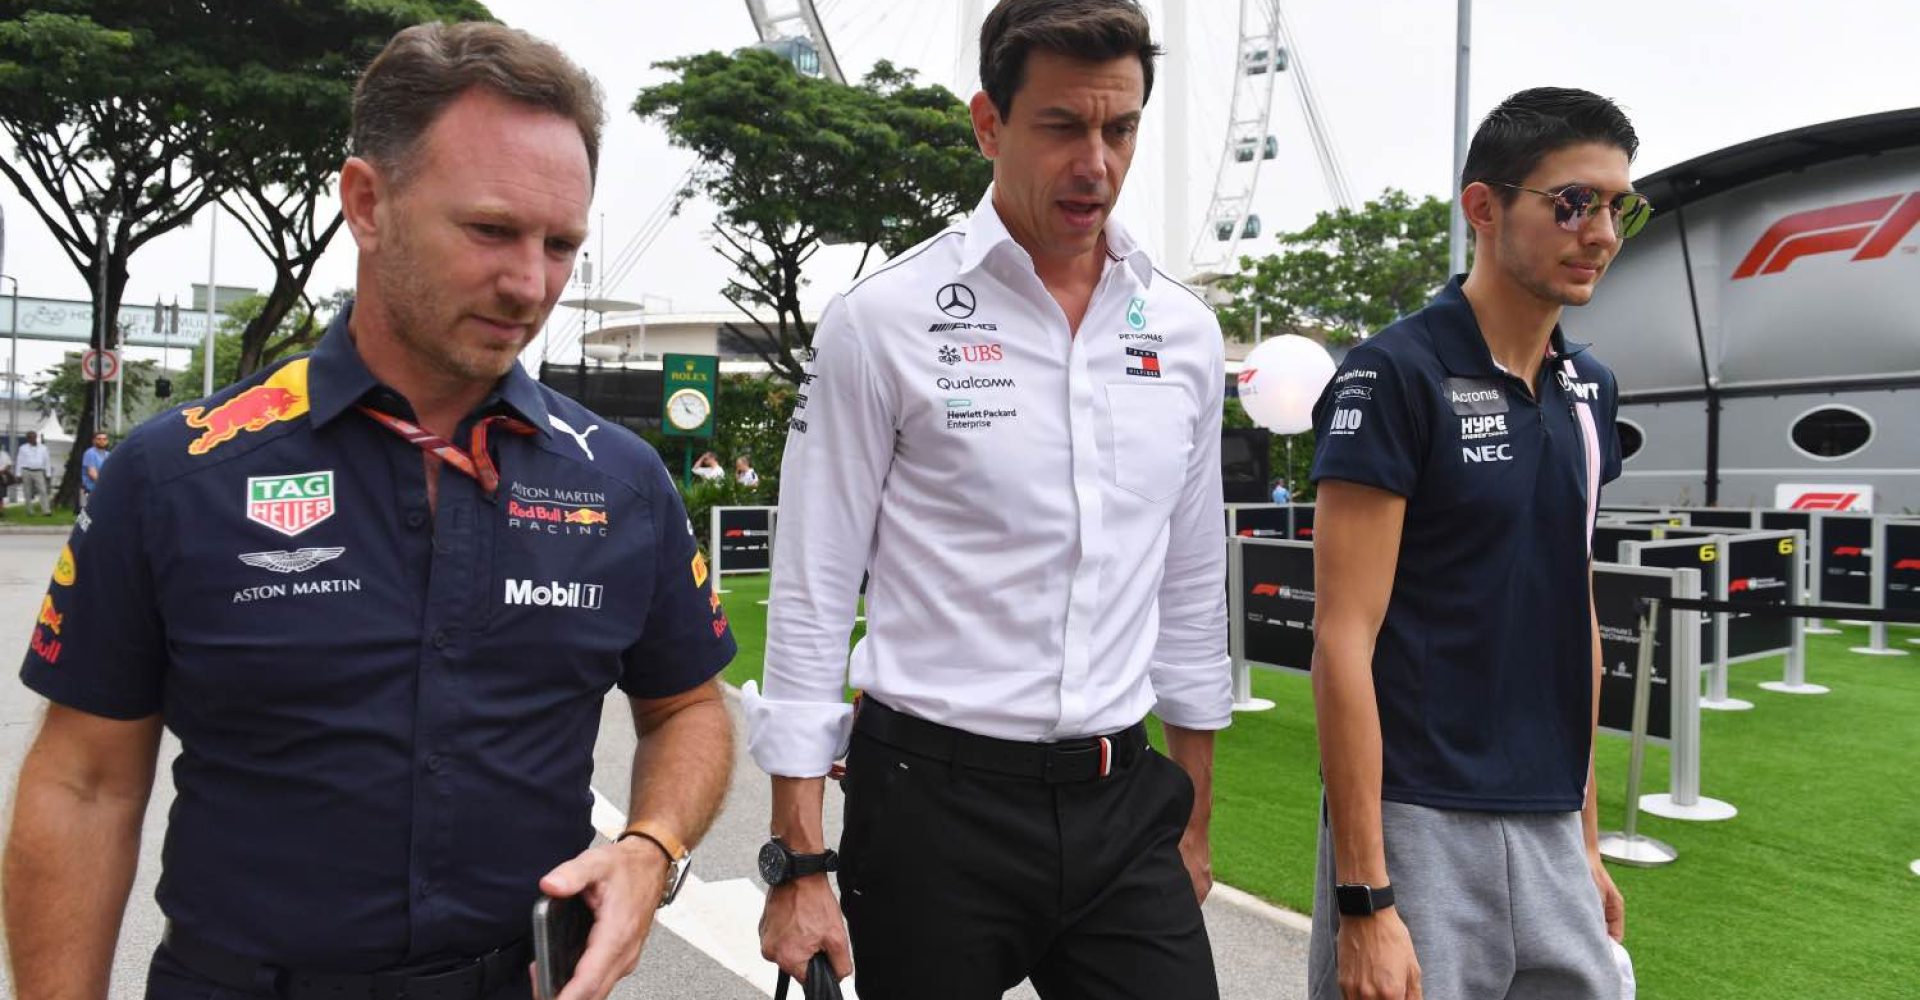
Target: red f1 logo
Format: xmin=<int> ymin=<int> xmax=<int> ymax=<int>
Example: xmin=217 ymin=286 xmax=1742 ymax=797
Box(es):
xmin=1832 ymin=546 xmax=1865 ymax=557
xmin=1733 ymin=192 xmax=1920 ymax=279
xmin=1251 ymin=583 xmax=1281 ymax=597
xmin=1896 ymin=559 xmax=1920 ymax=572
xmin=1729 ymin=578 xmax=1753 ymax=594
xmin=1789 ymin=492 xmax=1861 ymax=511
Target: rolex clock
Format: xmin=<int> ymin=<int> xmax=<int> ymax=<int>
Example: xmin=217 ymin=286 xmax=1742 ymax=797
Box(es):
xmin=667 ymin=388 xmax=710 ymax=432
xmin=660 ymin=353 xmax=718 ymax=438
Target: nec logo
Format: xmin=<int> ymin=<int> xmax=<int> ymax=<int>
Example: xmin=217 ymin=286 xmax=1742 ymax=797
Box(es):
xmin=1789 ymin=491 xmax=1861 ymax=511
xmin=1462 ymin=444 xmax=1513 ymax=463
xmin=1732 ymin=191 xmax=1920 ymax=279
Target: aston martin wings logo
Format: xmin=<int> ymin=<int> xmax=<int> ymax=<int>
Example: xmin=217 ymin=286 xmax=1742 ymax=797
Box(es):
xmin=238 ymin=547 xmax=347 ymax=574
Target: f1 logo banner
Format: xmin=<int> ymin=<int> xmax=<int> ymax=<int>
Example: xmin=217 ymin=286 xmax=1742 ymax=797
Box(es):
xmin=1774 ymin=484 xmax=1873 ymax=512
xmin=1819 ymin=514 xmax=1874 ymax=607
xmin=1724 ymin=534 xmax=1795 ymax=660
xmin=1240 ymin=541 xmax=1315 ymax=673
xmin=1732 ymin=192 xmax=1920 ymax=279
xmin=715 ymin=507 xmax=773 ymax=573
xmin=1594 ymin=567 xmax=1674 ymax=742
xmin=1886 ymin=522 xmax=1920 ymax=613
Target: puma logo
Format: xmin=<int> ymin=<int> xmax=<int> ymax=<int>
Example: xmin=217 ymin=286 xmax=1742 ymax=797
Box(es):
xmin=548 ymin=414 xmax=599 ymax=461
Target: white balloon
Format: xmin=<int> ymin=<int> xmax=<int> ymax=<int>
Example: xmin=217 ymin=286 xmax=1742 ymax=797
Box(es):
xmin=1236 ymin=334 xmax=1336 ymax=434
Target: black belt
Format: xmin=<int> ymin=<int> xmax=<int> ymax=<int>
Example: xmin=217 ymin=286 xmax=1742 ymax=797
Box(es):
xmin=853 ymin=698 xmax=1148 ymax=783
xmin=163 ymin=923 xmax=529 ymax=1000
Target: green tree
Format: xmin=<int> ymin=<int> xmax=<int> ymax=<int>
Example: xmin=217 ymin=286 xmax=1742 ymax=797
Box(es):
xmin=1220 ymin=189 xmax=1453 ymax=347
xmin=31 ymin=345 xmax=161 ymax=438
xmin=0 ymin=0 xmax=488 ymax=507
xmin=205 ymin=0 xmax=490 ymax=379
xmin=173 ymin=289 xmax=347 ymax=397
xmin=635 ymin=51 xmax=991 ymax=384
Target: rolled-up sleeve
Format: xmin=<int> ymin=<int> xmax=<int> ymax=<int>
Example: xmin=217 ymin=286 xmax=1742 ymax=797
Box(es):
xmin=1148 ymin=323 xmax=1233 ymax=731
xmin=744 ymin=294 xmax=898 ymax=776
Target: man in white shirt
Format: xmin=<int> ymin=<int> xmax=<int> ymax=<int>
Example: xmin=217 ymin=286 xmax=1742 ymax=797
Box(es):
xmin=15 ymin=431 xmax=51 ymax=515
xmin=747 ymin=2 xmax=1231 ymax=997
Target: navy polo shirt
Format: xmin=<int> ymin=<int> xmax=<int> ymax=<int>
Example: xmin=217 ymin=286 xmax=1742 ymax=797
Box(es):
xmin=1310 ymin=278 xmax=1621 ymax=813
xmin=22 ymin=307 xmax=734 ymax=968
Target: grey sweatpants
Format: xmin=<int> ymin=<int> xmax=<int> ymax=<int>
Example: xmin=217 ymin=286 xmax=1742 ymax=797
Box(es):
xmin=1309 ymin=800 xmax=1620 ymax=1000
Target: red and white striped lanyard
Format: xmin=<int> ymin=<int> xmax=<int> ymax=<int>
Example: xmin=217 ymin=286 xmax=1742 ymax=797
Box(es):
xmin=356 ymin=405 xmax=536 ymax=498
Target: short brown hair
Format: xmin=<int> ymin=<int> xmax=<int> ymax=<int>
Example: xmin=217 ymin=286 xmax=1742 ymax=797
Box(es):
xmin=979 ymin=0 xmax=1160 ymax=118
xmin=351 ymin=21 xmax=605 ymax=186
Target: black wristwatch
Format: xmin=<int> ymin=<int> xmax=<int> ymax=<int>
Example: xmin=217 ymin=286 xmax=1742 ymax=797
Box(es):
xmin=758 ymin=837 xmax=839 ymax=886
xmin=1334 ymin=882 xmax=1395 ymax=917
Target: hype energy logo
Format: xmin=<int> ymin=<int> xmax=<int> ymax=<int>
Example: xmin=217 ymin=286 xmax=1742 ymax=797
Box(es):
xmin=247 ymin=471 xmax=336 ymax=537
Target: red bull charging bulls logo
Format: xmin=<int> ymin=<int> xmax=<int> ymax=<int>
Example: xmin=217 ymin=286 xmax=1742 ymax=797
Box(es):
xmin=182 ymin=359 xmax=311 ymax=455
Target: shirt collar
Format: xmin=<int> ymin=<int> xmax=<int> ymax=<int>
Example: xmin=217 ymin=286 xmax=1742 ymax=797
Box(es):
xmin=957 ymin=185 xmax=1155 ymax=287
xmin=307 ymin=301 xmax=553 ymax=435
xmin=1427 ymin=276 xmax=1592 ymax=377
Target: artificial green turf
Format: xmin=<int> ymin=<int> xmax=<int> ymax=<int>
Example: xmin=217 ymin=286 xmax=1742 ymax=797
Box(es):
xmin=714 ymin=572 xmax=1920 ymax=999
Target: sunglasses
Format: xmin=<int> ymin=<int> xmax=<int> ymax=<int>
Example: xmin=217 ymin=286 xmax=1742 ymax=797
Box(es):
xmin=1493 ymin=182 xmax=1653 ymax=239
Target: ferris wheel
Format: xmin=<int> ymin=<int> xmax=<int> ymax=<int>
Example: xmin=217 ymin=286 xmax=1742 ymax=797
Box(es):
xmin=1187 ymin=0 xmax=1353 ymax=277
xmin=742 ymin=0 xmax=1351 ymax=283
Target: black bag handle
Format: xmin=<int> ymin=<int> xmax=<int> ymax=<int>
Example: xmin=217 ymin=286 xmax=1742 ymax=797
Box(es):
xmin=774 ymin=953 xmax=842 ymax=1000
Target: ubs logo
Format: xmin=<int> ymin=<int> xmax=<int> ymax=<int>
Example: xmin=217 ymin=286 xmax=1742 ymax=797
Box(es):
xmin=935 ymin=283 xmax=977 ymax=319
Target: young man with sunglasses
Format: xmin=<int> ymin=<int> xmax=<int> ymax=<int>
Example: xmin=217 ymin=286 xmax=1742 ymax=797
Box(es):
xmin=1307 ymin=88 xmax=1645 ymax=1000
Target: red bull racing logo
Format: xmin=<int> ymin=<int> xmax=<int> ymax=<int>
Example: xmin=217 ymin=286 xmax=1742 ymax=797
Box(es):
xmin=182 ymin=359 xmax=310 ymax=455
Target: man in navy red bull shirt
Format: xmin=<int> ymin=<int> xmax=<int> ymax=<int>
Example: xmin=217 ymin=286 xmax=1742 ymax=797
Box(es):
xmin=3 ymin=23 xmax=734 ymax=1000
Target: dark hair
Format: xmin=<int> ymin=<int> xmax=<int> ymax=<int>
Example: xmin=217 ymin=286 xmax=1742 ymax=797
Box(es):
xmin=1461 ymin=87 xmax=1638 ymax=201
xmin=979 ymin=0 xmax=1160 ymax=118
xmin=352 ymin=22 xmax=604 ymax=186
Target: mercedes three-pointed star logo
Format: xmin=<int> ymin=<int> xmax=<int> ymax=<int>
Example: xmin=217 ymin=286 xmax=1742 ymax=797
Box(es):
xmin=935 ymin=282 xmax=977 ymax=319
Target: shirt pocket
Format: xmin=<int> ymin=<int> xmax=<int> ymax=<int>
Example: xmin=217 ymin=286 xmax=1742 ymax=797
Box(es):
xmin=1105 ymin=383 xmax=1196 ymax=504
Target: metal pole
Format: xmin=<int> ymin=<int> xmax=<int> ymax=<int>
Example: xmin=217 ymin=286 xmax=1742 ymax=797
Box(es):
xmin=95 ymin=211 xmax=110 ymax=441
xmin=204 ymin=209 xmax=217 ymax=397
xmin=1162 ymin=0 xmax=1188 ymax=280
xmin=1640 ymin=567 xmax=1738 ymax=822
xmin=1598 ymin=596 xmax=1676 ymax=866
xmin=1762 ymin=530 xmax=1828 ymax=694
xmin=1447 ymin=0 xmax=1472 ymax=277
xmin=4 ymin=274 xmax=17 ymax=452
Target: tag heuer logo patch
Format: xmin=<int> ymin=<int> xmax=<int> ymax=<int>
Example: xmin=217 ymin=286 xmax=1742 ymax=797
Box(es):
xmin=247 ymin=471 xmax=336 ymax=537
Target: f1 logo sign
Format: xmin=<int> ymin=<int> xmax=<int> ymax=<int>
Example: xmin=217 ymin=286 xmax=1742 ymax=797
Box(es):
xmin=1789 ymin=492 xmax=1861 ymax=511
xmin=1732 ymin=192 xmax=1920 ymax=279
xmin=1251 ymin=583 xmax=1281 ymax=597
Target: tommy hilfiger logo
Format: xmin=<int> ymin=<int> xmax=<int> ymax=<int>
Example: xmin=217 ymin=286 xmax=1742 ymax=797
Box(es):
xmin=1124 ymin=347 xmax=1161 ymax=378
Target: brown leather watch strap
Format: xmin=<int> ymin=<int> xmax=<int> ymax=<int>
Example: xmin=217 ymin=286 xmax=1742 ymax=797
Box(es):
xmin=618 ymin=819 xmax=689 ymax=863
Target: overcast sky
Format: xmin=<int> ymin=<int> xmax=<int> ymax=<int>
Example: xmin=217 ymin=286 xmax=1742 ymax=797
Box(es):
xmin=2 ymin=0 xmax=1915 ymax=379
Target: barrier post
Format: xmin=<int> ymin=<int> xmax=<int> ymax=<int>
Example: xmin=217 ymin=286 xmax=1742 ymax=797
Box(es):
xmin=1228 ymin=535 xmax=1277 ymax=713
xmin=1642 ymin=568 xmax=1739 ymax=821
xmin=1851 ymin=517 xmax=1909 ymax=657
xmin=1700 ymin=535 xmax=1754 ymax=711
xmin=1805 ymin=514 xmax=1840 ymax=634
xmin=1599 ymin=596 xmax=1677 ymax=866
xmin=1761 ymin=530 xmax=1828 ymax=695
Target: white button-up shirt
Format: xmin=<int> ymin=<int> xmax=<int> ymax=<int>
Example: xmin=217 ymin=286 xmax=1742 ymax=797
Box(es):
xmin=15 ymin=443 xmax=49 ymax=472
xmin=743 ymin=192 xmax=1233 ymax=778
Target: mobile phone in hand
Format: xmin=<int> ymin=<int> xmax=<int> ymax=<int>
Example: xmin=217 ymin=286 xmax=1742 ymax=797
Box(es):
xmin=532 ymin=894 xmax=594 ymax=1000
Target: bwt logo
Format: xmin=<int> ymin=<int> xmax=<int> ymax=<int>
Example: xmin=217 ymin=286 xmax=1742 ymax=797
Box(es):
xmin=504 ymin=579 xmax=604 ymax=609
xmin=1732 ymin=191 xmax=1920 ymax=279
xmin=1789 ymin=491 xmax=1861 ymax=511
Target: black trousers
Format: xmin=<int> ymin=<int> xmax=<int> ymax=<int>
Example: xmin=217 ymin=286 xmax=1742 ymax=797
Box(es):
xmin=837 ymin=726 xmax=1219 ymax=1000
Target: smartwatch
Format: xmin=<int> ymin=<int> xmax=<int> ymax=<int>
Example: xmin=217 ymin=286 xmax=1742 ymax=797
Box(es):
xmin=758 ymin=837 xmax=840 ymax=886
xmin=1334 ymin=882 xmax=1395 ymax=917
